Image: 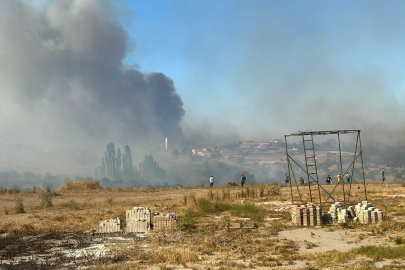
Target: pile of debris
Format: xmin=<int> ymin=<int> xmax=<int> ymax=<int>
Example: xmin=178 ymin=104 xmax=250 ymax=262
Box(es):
xmin=323 ymin=201 xmax=384 ymax=225
xmin=292 ymin=201 xmax=384 ymax=226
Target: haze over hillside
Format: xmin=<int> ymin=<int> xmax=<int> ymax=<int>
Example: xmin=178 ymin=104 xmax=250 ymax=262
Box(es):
xmin=0 ymin=0 xmax=405 ymax=179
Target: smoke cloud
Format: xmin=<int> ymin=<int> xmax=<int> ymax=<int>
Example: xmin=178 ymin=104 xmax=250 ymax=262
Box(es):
xmin=0 ymin=0 xmax=184 ymax=174
xmin=0 ymin=0 xmax=184 ymax=144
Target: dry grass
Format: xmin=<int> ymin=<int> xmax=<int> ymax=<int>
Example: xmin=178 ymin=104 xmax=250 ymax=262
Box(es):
xmin=1 ymin=183 xmax=405 ymax=269
xmin=58 ymin=180 xmax=102 ymax=191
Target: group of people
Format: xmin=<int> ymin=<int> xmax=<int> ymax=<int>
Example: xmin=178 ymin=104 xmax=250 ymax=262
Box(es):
xmin=284 ymin=168 xmax=389 ymax=187
xmin=208 ymin=173 xmax=247 ymax=188
xmin=326 ymin=173 xmax=351 ymax=184
xmin=211 ymin=168 xmax=389 ymax=188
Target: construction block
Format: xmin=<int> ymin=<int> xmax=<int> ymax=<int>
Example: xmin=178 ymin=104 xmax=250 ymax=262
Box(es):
xmin=126 ymin=207 xmax=151 ymax=233
xmin=303 ymin=208 xmax=310 ymax=227
xmin=96 ymin=218 xmax=123 ymax=233
xmin=153 ymin=212 xmax=178 ymax=230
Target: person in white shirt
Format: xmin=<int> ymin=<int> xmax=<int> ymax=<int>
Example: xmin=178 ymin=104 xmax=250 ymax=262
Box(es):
xmin=209 ymin=176 xmax=214 ymax=188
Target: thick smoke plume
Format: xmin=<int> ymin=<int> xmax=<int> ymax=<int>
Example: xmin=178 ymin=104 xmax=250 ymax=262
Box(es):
xmin=0 ymin=0 xmax=184 ymax=148
xmin=0 ymin=0 xmax=184 ymax=174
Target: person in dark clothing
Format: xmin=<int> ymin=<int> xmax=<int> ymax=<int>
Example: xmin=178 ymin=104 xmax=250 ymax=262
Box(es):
xmin=240 ymin=174 xmax=246 ymax=187
xmin=284 ymin=173 xmax=290 ymax=184
xmin=300 ymin=177 xmax=305 ymax=185
xmin=326 ymin=175 xmax=332 ymax=184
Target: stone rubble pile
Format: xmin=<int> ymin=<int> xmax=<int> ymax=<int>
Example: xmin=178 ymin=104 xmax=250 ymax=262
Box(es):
xmin=323 ymin=201 xmax=384 ymax=225
xmin=292 ymin=201 xmax=384 ymax=226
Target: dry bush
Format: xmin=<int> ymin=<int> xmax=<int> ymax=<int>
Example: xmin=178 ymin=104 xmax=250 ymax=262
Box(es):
xmin=15 ymin=196 xmax=25 ymax=213
xmin=59 ymin=180 xmax=102 ymax=192
xmin=40 ymin=192 xmax=53 ymax=208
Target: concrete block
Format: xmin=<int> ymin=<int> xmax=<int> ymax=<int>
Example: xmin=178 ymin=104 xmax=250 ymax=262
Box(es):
xmin=126 ymin=207 xmax=152 ymax=234
xmin=309 ymin=207 xmax=317 ymax=226
xmin=96 ymin=218 xmax=123 ymax=233
xmin=292 ymin=208 xmax=303 ymax=226
xmin=371 ymin=211 xmax=378 ymax=224
xmin=338 ymin=212 xmax=350 ymax=224
xmin=153 ymin=212 xmax=178 ymax=230
xmin=376 ymin=211 xmax=384 ymax=223
xmin=303 ymin=208 xmax=310 ymax=227
xmin=362 ymin=210 xmax=371 ymax=224
xmin=316 ymin=206 xmax=322 ymax=225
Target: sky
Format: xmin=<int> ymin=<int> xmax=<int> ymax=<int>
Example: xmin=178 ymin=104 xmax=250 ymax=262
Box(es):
xmin=123 ymin=0 xmax=405 ymax=144
xmin=1 ymin=0 xmax=405 ymax=175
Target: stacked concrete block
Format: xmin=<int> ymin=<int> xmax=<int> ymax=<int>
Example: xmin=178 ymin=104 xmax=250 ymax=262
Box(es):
xmin=153 ymin=212 xmax=178 ymax=230
xmin=316 ymin=206 xmax=322 ymax=225
xmin=126 ymin=207 xmax=151 ymax=233
xmin=355 ymin=203 xmax=362 ymax=216
xmin=371 ymin=211 xmax=378 ymax=224
xmin=338 ymin=209 xmax=350 ymax=224
xmin=292 ymin=204 xmax=322 ymax=226
xmin=291 ymin=207 xmax=304 ymax=226
xmin=303 ymin=208 xmax=310 ymax=227
xmin=96 ymin=218 xmax=123 ymax=233
xmin=376 ymin=210 xmax=384 ymax=223
xmin=328 ymin=202 xmax=343 ymax=224
xmin=308 ymin=205 xmax=317 ymax=226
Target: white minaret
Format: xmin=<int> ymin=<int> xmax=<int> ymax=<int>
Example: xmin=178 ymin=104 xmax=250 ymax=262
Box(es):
xmin=165 ymin=137 xmax=168 ymax=151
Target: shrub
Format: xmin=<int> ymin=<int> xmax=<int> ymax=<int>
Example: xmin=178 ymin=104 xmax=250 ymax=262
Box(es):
xmin=45 ymin=185 xmax=52 ymax=193
xmin=394 ymin=237 xmax=403 ymax=245
xmin=226 ymin=182 xmax=239 ymax=187
xmin=59 ymin=181 xmax=102 ymax=191
xmin=268 ymin=183 xmax=281 ymax=196
xmin=40 ymin=193 xmax=53 ymax=208
xmin=15 ymin=196 xmax=25 ymax=214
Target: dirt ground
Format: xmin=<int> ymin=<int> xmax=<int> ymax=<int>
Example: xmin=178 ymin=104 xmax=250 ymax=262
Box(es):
xmin=1 ymin=183 xmax=405 ymax=269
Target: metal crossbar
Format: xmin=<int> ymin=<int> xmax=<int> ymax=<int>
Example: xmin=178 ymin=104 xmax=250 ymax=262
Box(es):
xmin=284 ymin=130 xmax=367 ymax=206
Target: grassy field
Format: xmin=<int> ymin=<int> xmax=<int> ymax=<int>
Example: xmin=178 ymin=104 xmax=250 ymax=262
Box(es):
xmin=1 ymin=182 xmax=405 ymax=269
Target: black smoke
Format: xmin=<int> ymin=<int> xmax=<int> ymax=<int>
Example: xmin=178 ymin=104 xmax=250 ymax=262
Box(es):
xmin=0 ymin=0 xmax=184 ymax=148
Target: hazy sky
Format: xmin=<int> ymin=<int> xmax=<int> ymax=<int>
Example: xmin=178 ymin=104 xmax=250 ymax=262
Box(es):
xmin=124 ymin=0 xmax=405 ymax=144
xmin=1 ymin=0 xmax=405 ymax=175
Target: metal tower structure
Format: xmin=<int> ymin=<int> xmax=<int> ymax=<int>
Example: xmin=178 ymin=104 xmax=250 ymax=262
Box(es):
xmin=284 ymin=130 xmax=367 ymax=206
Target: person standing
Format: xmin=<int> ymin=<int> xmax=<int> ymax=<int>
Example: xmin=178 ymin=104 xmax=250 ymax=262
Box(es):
xmin=209 ymin=176 xmax=215 ymax=188
xmin=240 ymin=174 xmax=246 ymax=187
xmin=345 ymin=173 xmax=351 ymax=184
xmin=380 ymin=168 xmax=389 ymax=187
xmin=337 ymin=173 xmax=342 ymax=183
xmin=326 ymin=175 xmax=332 ymax=184
xmin=300 ymin=177 xmax=305 ymax=185
xmin=284 ymin=173 xmax=290 ymax=184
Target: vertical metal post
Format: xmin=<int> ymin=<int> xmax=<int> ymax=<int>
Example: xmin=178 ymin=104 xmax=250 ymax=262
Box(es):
xmin=310 ymin=135 xmax=322 ymax=205
xmin=348 ymin=133 xmax=359 ymax=202
xmin=285 ymin=136 xmax=294 ymax=203
xmin=302 ymin=135 xmax=312 ymax=202
xmin=338 ymin=134 xmax=346 ymax=202
xmin=358 ymin=131 xmax=367 ymax=200
xmin=287 ymin=158 xmax=302 ymax=201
